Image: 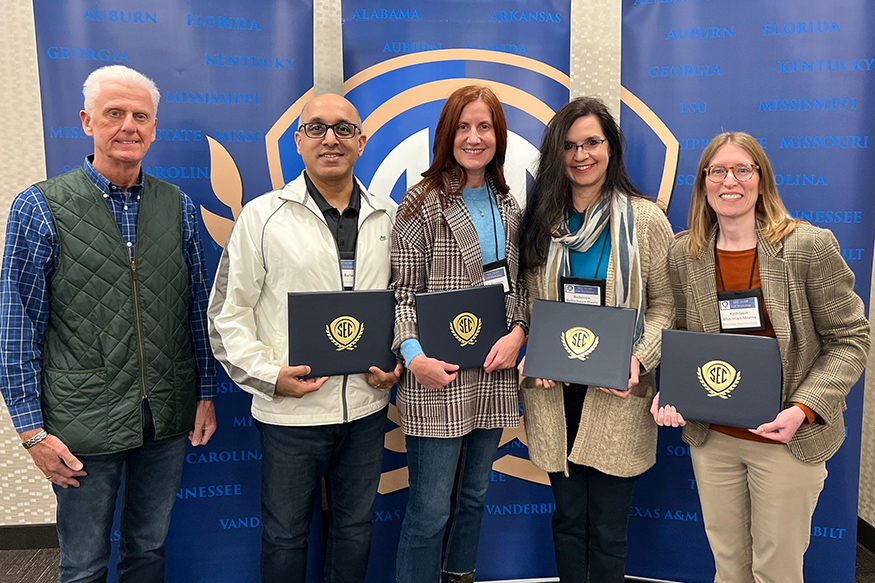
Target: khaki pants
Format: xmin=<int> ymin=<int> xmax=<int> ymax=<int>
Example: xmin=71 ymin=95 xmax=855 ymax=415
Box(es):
xmin=691 ymin=430 xmax=827 ymax=583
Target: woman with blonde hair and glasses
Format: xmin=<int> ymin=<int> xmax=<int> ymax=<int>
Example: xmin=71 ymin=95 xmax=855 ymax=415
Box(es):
xmin=518 ymin=96 xmax=674 ymax=582
xmin=652 ymin=131 xmax=869 ymax=583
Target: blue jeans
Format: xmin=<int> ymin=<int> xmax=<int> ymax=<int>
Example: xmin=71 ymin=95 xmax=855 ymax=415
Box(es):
xmin=54 ymin=401 xmax=188 ymax=583
xmin=395 ymin=428 xmax=503 ymax=583
xmin=257 ymin=407 xmax=388 ymax=583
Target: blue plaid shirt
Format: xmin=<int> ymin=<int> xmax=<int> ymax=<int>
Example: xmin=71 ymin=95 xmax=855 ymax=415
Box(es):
xmin=0 ymin=157 xmax=216 ymax=433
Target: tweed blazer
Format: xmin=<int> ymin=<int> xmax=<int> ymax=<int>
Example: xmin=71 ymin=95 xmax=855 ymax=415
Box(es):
xmin=520 ymin=197 xmax=674 ymax=477
xmin=671 ymin=224 xmax=869 ymax=463
xmin=391 ymin=174 xmax=528 ymax=438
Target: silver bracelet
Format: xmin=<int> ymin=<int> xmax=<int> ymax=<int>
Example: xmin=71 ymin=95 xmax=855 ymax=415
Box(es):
xmin=22 ymin=429 xmax=48 ymax=449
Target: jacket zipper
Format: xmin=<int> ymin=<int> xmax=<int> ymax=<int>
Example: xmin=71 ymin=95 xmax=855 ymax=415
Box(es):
xmin=293 ymin=198 xmax=388 ymax=423
xmin=342 ymin=208 xmax=390 ymax=421
xmin=340 ymin=376 xmax=349 ymax=422
xmin=130 ymin=257 xmax=148 ymax=401
xmin=88 ymin=176 xmax=149 ymax=435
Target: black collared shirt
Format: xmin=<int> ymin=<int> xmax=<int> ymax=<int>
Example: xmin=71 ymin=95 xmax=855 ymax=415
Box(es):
xmin=304 ymin=172 xmax=361 ymax=260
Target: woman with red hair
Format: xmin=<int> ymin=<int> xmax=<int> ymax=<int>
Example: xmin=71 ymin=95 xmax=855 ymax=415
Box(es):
xmin=391 ymin=85 xmax=528 ymax=583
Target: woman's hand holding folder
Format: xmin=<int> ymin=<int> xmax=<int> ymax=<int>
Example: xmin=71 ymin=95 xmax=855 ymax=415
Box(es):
xmin=650 ymin=392 xmax=687 ymax=427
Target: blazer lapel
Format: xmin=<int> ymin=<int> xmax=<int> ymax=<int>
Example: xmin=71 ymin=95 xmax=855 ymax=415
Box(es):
xmin=491 ymin=177 xmax=518 ymax=283
xmin=442 ymin=195 xmax=485 ymax=286
xmin=689 ymin=229 xmax=721 ymax=333
xmin=757 ymin=232 xmax=791 ymax=357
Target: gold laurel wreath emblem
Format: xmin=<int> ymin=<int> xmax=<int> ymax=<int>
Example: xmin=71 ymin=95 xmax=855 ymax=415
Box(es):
xmin=697 ymin=360 xmax=741 ymax=399
xmin=326 ymin=316 xmax=364 ymax=351
xmin=450 ymin=312 xmax=481 ymax=346
xmin=561 ymin=326 xmax=599 ymax=361
xmin=201 ymin=137 xmax=244 ymax=248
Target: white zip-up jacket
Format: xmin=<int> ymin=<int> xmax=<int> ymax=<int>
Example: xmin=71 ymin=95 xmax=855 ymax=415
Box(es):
xmin=208 ymin=172 xmax=396 ymax=426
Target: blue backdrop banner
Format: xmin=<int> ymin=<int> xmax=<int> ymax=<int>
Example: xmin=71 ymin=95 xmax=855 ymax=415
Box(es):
xmin=621 ymin=2 xmax=874 ymax=582
xmin=28 ymin=0 xmax=873 ymax=581
xmin=341 ymin=1 xmax=570 ymax=581
xmin=32 ymin=1 xmax=314 ymax=581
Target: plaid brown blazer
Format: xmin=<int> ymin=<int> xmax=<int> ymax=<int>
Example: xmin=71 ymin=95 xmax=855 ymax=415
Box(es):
xmin=391 ymin=174 xmax=528 ymax=438
xmin=671 ymin=224 xmax=869 ymax=463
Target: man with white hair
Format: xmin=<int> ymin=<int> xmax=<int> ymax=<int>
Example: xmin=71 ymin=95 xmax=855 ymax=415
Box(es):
xmin=0 ymin=65 xmax=216 ymax=582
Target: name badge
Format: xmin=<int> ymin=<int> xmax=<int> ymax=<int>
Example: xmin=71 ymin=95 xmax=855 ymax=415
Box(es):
xmin=341 ymin=259 xmax=355 ymax=290
xmin=483 ymin=259 xmax=510 ymax=293
xmin=560 ymin=276 xmax=606 ymax=306
xmin=717 ymin=288 xmax=766 ymax=332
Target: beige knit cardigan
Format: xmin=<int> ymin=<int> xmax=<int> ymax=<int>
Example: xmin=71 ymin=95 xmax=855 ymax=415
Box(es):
xmin=520 ymin=197 xmax=675 ymax=477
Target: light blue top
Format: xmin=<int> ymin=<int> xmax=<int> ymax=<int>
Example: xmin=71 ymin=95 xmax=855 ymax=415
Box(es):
xmin=461 ymin=184 xmax=505 ymax=265
xmin=401 ymin=184 xmax=506 ymax=366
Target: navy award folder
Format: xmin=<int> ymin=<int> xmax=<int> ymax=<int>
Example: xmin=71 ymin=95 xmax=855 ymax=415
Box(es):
xmin=523 ymin=299 xmax=636 ymax=391
xmin=659 ymin=329 xmax=783 ymax=428
xmin=415 ymin=285 xmax=508 ymax=371
xmin=287 ymin=289 xmax=396 ymax=377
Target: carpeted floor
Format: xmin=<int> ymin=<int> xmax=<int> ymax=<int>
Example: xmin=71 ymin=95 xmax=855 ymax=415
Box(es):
xmin=0 ymin=548 xmax=57 ymax=583
xmin=1 ymin=545 xmax=874 ymax=582
xmin=858 ymin=542 xmax=875 ymax=583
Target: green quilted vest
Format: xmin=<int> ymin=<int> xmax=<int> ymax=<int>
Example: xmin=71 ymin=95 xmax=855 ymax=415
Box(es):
xmin=36 ymin=168 xmax=197 ymax=455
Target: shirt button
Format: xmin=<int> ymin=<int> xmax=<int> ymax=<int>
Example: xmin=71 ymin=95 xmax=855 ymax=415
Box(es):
xmin=127 ymin=242 xmax=133 ymax=247
xmin=103 ymin=193 xmax=109 ymax=199
xmin=124 ymin=205 xmax=129 ymax=210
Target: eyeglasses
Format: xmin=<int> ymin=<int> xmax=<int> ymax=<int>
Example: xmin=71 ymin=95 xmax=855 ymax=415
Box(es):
xmin=564 ymin=138 xmax=607 ymax=154
xmin=298 ymin=122 xmax=360 ymax=140
xmin=705 ymin=163 xmax=760 ymax=183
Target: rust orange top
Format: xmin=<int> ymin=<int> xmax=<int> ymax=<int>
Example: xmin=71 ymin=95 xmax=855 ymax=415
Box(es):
xmin=709 ymin=248 xmax=815 ymax=444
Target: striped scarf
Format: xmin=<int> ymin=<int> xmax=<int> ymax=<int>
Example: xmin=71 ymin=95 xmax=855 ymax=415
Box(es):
xmin=545 ymin=191 xmax=646 ymax=345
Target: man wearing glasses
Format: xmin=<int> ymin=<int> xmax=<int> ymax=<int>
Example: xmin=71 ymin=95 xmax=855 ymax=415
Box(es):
xmin=208 ymin=93 xmax=401 ymax=583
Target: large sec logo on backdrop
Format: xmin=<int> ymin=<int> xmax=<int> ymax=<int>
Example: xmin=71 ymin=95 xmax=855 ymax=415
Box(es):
xmin=264 ymin=50 xmax=576 ymax=207
xmin=201 ymin=49 xmax=679 ymax=493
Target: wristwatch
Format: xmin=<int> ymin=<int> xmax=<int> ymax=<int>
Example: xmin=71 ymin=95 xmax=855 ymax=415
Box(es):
xmin=510 ymin=320 xmax=529 ymax=336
